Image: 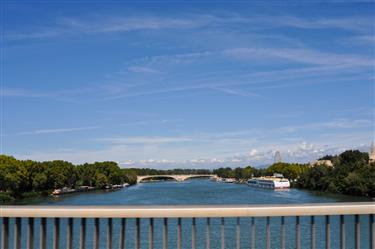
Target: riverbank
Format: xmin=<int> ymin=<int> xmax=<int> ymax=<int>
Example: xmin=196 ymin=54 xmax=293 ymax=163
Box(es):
xmin=4 ymin=180 xmax=371 ymax=249
xmin=0 ymin=183 xmax=132 ymax=204
xmin=14 ymin=179 xmax=372 ymax=206
xmin=1 ymin=149 xmax=374 ymax=204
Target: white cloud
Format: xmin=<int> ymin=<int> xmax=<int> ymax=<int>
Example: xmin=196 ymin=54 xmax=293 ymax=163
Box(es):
xmin=14 ymin=119 xmax=372 ymax=167
xmin=249 ymin=149 xmax=258 ymax=157
xmin=14 ymin=135 xmax=373 ymax=168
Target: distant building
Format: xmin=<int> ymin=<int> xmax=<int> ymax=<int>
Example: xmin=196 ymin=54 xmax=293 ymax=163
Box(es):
xmin=274 ymin=151 xmax=282 ymax=163
xmin=309 ymin=160 xmax=333 ymax=167
xmin=370 ymin=142 xmax=375 ymax=163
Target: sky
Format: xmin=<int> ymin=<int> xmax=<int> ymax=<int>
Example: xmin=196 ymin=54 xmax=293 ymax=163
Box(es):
xmin=1 ymin=1 xmax=374 ymax=168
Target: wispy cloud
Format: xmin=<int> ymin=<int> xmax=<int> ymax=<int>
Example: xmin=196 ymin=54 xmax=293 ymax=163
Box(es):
xmin=116 ymin=119 xmax=183 ymax=127
xmin=345 ymin=35 xmax=375 ymax=45
xmin=17 ymin=126 xmax=99 ymax=135
xmin=16 ymin=141 xmax=372 ymax=168
xmin=251 ymin=15 xmax=374 ymax=32
xmin=4 ymin=64 xmax=368 ymax=104
xmin=12 ymin=119 xmax=373 ymax=166
xmin=1 ymin=88 xmax=53 ymax=98
xmin=6 ymin=15 xmax=214 ymax=40
xmin=279 ymin=119 xmax=373 ymax=133
xmin=6 ymin=13 xmax=373 ymax=41
xmin=223 ymin=48 xmax=374 ymax=67
xmin=13 ymin=119 xmax=182 ymax=136
xmin=95 ymin=136 xmax=194 ymax=144
xmin=127 ymin=66 xmax=161 ymax=74
xmin=265 ymin=113 xmax=303 ymax=119
xmin=1 ymin=87 xmax=94 ymax=104
xmin=211 ymin=87 xmax=261 ymax=98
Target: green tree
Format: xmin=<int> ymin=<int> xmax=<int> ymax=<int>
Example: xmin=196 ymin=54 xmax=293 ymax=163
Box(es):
xmin=94 ymin=173 xmax=108 ymax=189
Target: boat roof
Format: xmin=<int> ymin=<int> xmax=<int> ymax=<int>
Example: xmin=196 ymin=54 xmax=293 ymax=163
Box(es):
xmin=251 ymin=177 xmax=289 ymax=181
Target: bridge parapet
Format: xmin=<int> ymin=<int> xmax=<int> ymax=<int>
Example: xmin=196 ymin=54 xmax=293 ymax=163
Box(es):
xmin=137 ymin=174 xmax=217 ymax=183
xmin=1 ymin=203 xmax=373 ymax=249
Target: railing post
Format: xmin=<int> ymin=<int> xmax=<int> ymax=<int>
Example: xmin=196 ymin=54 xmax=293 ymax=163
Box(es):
xmin=281 ymin=216 xmax=285 ymax=249
xmin=28 ymin=217 xmax=34 ymax=249
xmin=119 ymin=218 xmax=126 ymax=249
xmin=266 ymin=217 xmax=270 ymax=249
xmin=94 ymin=218 xmax=100 ymax=249
xmin=53 ymin=218 xmax=60 ymax=249
xmin=251 ymin=217 xmax=255 ymax=249
xmin=192 ymin=218 xmax=196 ymax=249
xmin=14 ymin=217 xmax=21 ymax=249
xmin=206 ymin=218 xmax=210 ymax=249
xmin=340 ymin=215 xmax=345 ymax=249
xmin=1 ymin=217 xmax=9 ymax=249
xmin=177 ymin=218 xmax=182 ymax=249
xmin=149 ymin=218 xmax=153 ymax=249
xmin=326 ymin=215 xmax=330 ymax=249
xmin=355 ymin=215 xmax=360 ymax=249
xmin=311 ymin=216 xmax=315 ymax=249
xmin=370 ymin=214 xmax=374 ymax=249
xmin=80 ymin=218 xmax=86 ymax=249
xmin=221 ymin=217 xmax=225 ymax=249
xmin=236 ymin=217 xmax=240 ymax=249
xmin=108 ymin=218 xmax=113 ymax=249
xmin=67 ymin=217 xmax=73 ymax=249
xmin=135 ymin=218 xmax=140 ymax=249
xmin=40 ymin=217 xmax=46 ymax=249
xmin=163 ymin=218 xmax=168 ymax=249
xmin=296 ymin=216 xmax=300 ymax=249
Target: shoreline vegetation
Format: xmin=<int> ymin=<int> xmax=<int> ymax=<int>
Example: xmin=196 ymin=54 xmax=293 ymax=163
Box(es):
xmin=1 ymin=150 xmax=374 ymax=204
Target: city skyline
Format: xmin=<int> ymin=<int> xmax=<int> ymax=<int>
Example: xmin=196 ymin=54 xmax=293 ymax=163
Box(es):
xmin=1 ymin=1 xmax=374 ymax=168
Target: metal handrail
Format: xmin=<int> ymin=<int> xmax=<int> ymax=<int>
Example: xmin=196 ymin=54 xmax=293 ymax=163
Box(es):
xmin=1 ymin=202 xmax=374 ymax=218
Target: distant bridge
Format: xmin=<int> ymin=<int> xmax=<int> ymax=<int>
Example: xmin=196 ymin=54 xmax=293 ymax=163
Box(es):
xmin=137 ymin=174 xmax=218 ymax=183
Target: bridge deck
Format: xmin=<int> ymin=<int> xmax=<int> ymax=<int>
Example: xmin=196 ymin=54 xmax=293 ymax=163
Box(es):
xmin=137 ymin=174 xmax=217 ymax=182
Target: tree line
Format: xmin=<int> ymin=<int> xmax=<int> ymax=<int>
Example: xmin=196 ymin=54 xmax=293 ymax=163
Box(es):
xmin=1 ymin=149 xmax=374 ymax=203
xmin=0 ymin=155 xmax=136 ymax=203
xmin=213 ymin=150 xmax=374 ymax=197
xmin=296 ymin=150 xmax=375 ymax=197
xmin=0 ymin=155 xmax=212 ymax=203
xmin=213 ymin=163 xmax=308 ymax=183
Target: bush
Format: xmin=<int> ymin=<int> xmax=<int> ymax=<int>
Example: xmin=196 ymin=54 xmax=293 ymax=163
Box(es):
xmin=0 ymin=192 xmax=15 ymax=204
xmin=20 ymin=191 xmax=40 ymax=199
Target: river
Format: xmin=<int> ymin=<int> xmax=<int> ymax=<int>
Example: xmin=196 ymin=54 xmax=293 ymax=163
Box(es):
xmin=25 ymin=178 xmax=370 ymax=205
xmin=6 ymin=179 xmax=373 ymax=248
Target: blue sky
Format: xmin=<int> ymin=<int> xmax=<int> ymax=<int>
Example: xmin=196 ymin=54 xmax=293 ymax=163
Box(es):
xmin=1 ymin=1 xmax=374 ymax=168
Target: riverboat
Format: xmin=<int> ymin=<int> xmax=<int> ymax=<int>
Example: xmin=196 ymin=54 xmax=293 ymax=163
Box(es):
xmin=224 ymin=178 xmax=235 ymax=183
xmin=247 ymin=176 xmax=290 ymax=189
xmin=52 ymin=187 xmax=76 ymax=195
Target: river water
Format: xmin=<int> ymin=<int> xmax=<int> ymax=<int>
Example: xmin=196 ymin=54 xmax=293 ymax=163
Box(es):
xmin=4 ymin=180 xmax=373 ymax=248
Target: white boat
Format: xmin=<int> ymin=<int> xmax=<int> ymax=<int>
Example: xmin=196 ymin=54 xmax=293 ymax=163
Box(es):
xmin=248 ymin=176 xmax=290 ymax=189
xmin=52 ymin=187 xmax=76 ymax=195
xmin=224 ymin=178 xmax=235 ymax=183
